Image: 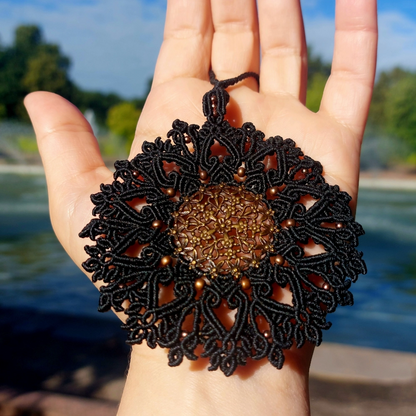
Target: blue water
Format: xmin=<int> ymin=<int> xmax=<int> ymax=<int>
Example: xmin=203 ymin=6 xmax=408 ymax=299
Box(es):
xmin=0 ymin=173 xmax=415 ymax=352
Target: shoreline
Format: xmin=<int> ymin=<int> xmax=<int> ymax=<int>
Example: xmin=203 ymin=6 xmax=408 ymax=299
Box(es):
xmin=2 ymin=164 xmax=416 ymax=191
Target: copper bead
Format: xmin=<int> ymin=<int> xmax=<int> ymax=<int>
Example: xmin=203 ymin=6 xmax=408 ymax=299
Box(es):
xmin=274 ymin=254 xmax=285 ymax=266
xmin=237 ymin=167 xmax=246 ymax=177
xmin=286 ymin=218 xmax=295 ymax=227
xmin=152 ymin=220 xmax=163 ymax=229
xmin=199 ymin=171 xmax=208 ymax=181
xmin=195 ymin=278 xmax=205 ymax=291
xmin=336 ymin=222 xmax=344 ymax=229
xmin=301 ymin=168 xmax=308 ymax=174
xmin=166 ymin=188 xmax=176 ymax=197
xmin=269 ymin=187 xmax=279 ymax=196
xmin=263 ymin=330 xmax=271 ymax=339
xmin=132 ymin=170 xmax=139 ymax=178
xmin=181 ymin=331 xmax=188 ymax=338
xmin=184 ymin=135 xmax=192 ymax=144
xmin=334 ymin=261 xmax=340 ymax=267
xmin=240 ymin=277 xmax=251 ymax=290
xmin=160 ymin=256 xmax=172 ymax=267
xmin=322 ymin=283 xmax=331 ymax=291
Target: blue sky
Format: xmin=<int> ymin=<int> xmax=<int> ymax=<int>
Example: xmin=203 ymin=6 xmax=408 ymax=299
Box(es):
xmin=1 ymin=0 xmax=416 ymax=98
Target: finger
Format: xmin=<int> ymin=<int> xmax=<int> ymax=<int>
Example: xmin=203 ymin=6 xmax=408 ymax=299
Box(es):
xmin=24 ymin=92 xmax=111 ymax=268
xmin=320 ymin=0 xmax=378 ymax=136
xmin=153 ymin=0 xmax=213 ymax=87
xmin=258 ymin=0 xmax=307 ymax=101
xmin=210 ymin=0 xmax=260 ymax=90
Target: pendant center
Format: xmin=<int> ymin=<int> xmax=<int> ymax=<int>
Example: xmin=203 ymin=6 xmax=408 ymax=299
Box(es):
xmin=171 ymin=184 xmax=275 ymax=277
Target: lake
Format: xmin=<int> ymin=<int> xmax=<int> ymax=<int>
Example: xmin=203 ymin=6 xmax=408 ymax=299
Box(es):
xmin=1 ymin=172 xmax=415 ymax=353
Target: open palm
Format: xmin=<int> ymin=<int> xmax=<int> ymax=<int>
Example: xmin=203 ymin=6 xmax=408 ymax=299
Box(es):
xmin=25 ymin=1 xmax=377 ymax=415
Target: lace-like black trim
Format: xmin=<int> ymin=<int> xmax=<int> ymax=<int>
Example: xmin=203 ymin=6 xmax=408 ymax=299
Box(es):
xmin=80 ymin=72 xmax=366 ymax=376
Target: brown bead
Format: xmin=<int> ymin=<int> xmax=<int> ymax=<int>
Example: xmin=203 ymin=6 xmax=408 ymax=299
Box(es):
xmin=322 ymin=283 xmax=331 ymax=291
xmin=199 ymin=170 xmax=208 ymax=181
xmin=152 ymin=220 xmax=163 ymax=229
xmin=286 ymin=218 xmax=296 ymax=227
xmin=334 ymin=261 xmax=340 ymax=267
xmin=160 ymin=256 xmax=172 ymax=267
xmin=263 ymin=330 xmax=271 ymax=339
xmin=181 ymin=331 xmax=188 ymax=338
xmin=269 ymin=186 xmax=279 ymax=196
xmin=274 ymin=254 xmax=285 ymax=266
xmin=195 ymin=278 xmax=205 ymax=291
xmin=301 ymin=168 xmax=308 ymax=174
xmin=336 ymin=222 xmax=344 ymax=229
xmin=237 ymin=167 xmax=246 ymax=177
xmin=132 ymin=170 xmax=139 ymax=178
xmin=241 ymin=277 xmax=251 ymax=290
xmin=184 ymin=135 xmax=192 ymax=143
xmin=166 ymin=188 xmax=176 ymax=197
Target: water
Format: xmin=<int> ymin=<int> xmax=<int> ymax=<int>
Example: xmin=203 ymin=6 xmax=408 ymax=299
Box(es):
xmin=0 ymin=173 xmax=415 ymax=352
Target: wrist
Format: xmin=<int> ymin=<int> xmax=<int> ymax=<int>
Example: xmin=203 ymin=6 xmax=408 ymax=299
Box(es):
xmin=117 ymin=343 xmax=313 ymax=416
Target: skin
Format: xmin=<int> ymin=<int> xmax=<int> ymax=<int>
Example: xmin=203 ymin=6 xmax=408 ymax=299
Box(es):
xmin=24 ymin=0 xmax=378 ymax=415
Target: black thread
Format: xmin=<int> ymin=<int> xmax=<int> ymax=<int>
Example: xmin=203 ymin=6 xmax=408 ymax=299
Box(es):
xmin=80 ymin=72 xmax=366 ymax=376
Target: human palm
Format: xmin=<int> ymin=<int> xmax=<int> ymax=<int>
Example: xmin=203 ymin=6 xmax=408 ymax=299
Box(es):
xmin=25 ymin=0 xmax=377 ymax=415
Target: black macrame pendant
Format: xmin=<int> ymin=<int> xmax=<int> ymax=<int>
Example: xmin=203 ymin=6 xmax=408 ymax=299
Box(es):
xmin=80 ymin=71 xmax=366 ymax=376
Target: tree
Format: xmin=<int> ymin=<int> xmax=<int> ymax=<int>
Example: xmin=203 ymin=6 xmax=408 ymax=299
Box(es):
xmin=368 ymin=67 xmax=410 ymax=127
xmin=385 ymin=73 xmax=416 ymax=150
xmin=305 ymin=48 xmax=331 ymax=112
xmin=306 ymin=73 xmax=327 ymax=113
xmin=22 ymin=47 xmax=74 ymax=97
xmin=0 ymin=25 xmax=73 ymax=119
xmin=107 ymin=102 xmax=141 ymax=149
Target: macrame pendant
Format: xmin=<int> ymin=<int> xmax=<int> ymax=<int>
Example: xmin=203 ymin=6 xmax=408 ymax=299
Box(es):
xmin=80 ymin=72 xmax=366 ymax=376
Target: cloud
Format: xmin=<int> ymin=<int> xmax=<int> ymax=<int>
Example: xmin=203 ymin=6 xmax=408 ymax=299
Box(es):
xmin=303 ymin=15 xmax=335 ymax=62
xmin=0 ymin=0 xmax=165 ymax=98
xmin=377 ymin=11 xmax=416 ymax=71
xmin=2 ymin=1 xmax=416 ymax=98
xmin=304 ymin=9 xmax=416 ymax=75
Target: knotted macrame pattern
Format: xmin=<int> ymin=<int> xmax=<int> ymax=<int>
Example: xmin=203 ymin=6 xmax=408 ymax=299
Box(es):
xmin=80 ymin=73 xmax=366 ymax=376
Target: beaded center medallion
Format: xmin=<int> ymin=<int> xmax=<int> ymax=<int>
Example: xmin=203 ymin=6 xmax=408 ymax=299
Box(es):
xmin=171 ymin=184 xmax=275 ymax=277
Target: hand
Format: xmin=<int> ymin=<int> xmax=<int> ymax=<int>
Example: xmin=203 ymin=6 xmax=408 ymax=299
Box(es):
xmin=25 ymin=1 xmax=377 ymax=415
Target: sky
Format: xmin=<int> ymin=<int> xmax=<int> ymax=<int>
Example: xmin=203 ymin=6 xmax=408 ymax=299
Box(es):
xmin=1 ymin=0 xmax=416 ymax=98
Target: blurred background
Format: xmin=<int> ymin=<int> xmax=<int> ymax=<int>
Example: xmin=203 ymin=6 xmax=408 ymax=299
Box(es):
xmin=0 ymin=0 xmax=416 ymax=414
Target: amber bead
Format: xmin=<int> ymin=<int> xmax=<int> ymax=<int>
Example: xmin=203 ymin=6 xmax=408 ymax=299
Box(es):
xmin=237 ymin=167 xmax=246 ymax=177
xmin=199 ymin=171 xmax=208 ymax=181
xmin=269 ymin=187 xmax=279 ymax=196
xmin=241 ymin=277 xmax=251 ymax=290
xmin=160 ymin=256 xmax=172 ymax=267
xmin=275 ymin=255 xmax=285 ymax=266
xmin=166 ymin=188 xmax=176 ymax=197
xmin=195 ymin=278 xmax=205 ymax=291
xmin=286 ymin=218 xmax=295 ymax=227
xmin=152 ymin=220 xmax=163 ymax=229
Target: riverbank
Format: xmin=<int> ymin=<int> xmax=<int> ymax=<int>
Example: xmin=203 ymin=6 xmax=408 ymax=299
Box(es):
xmin=0 ymin=306 xmax=415 ymax=416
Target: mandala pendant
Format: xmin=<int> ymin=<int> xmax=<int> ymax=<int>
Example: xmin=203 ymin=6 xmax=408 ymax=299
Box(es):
xmin=80 ymin=72 xmax=366 ymax=376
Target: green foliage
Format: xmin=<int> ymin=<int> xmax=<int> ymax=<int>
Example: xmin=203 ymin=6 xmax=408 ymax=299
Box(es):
xmin=368 ymin=67 xmax=410 ymax=127
xmin=384 ymin=73 xmax=416 ymax=149
xmin=0 ymin=103 xmax=6 ymax=119
xmin=307 ymin=47 xmax=331 ymax=82
xmin=304 ymin=48 xmax=330 ymax=112
xmin=0 ymin=24 xmax=151 ymax=126
xmin=17 ymin=135 xmax=38 ymax=153
xmin=0 ymin=25 xmax=74 ymax=119
xmin=107 ymin=102 xmax=141 ymax=150
xmin=74 ymin=89 xmax=122 ymax=126
xmin=306 ymin=72 xmax=327 ymax=112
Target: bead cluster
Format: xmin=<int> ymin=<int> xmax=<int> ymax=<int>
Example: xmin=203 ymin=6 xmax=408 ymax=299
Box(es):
xmin=170 ymin=184 xmax=276 ymax=277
